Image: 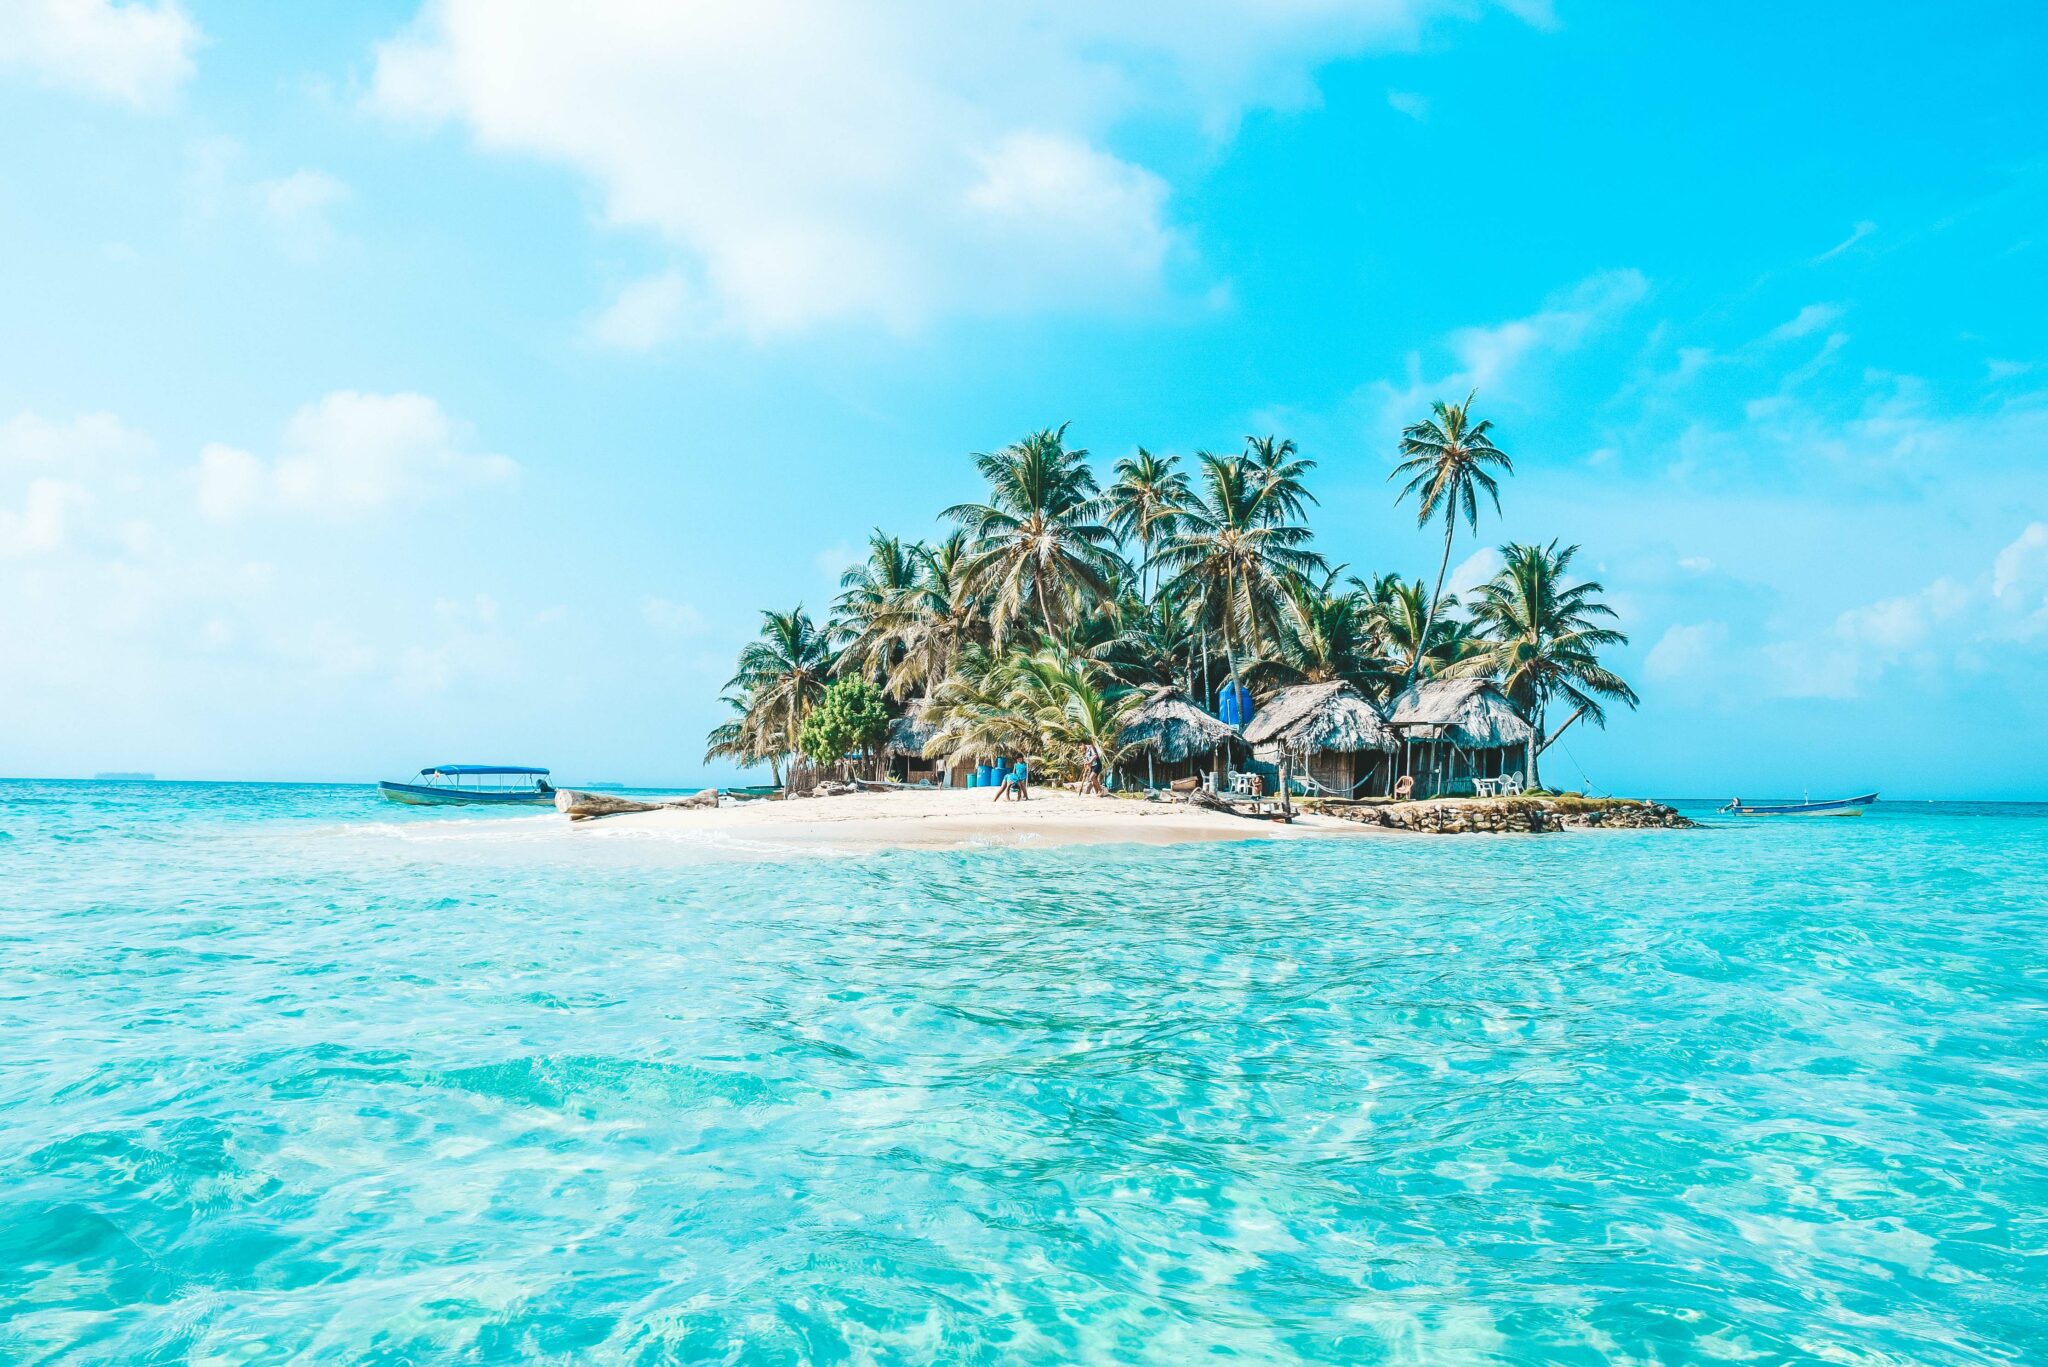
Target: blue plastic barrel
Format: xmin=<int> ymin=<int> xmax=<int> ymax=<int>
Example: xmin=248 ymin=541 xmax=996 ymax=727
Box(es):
xmin=976 ymin=764 xmax=992 ymax=786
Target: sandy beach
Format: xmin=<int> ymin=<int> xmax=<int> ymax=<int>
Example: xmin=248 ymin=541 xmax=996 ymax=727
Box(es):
xmin=579 ymin=787 xmax=1363 ymax=852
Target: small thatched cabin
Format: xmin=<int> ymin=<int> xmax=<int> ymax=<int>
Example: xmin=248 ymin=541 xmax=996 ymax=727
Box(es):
xmin=882 ymin=712 xmax=968 ymax=785
xmin=1116 ymin=686 xmax=1247 ymax=789
xmin=1386 ymin=679 xmax=1535 ymax=797
xmin=1242 ymin=681 xmax=1397 ymax=797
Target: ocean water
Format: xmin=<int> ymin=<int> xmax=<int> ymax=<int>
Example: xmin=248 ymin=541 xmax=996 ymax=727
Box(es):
xmin=1 ymin=782 xmax=2044 ymax=1365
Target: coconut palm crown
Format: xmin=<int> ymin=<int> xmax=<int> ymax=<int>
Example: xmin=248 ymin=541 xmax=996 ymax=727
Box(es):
xmin=1390 ymin=391 xmax=1512 ymax=685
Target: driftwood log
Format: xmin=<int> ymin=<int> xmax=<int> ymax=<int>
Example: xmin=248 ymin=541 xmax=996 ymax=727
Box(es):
xmin=1184 ymin=787 xmax=1289 ymax=821
xmin=555 ymin=788 xmax=720 ymax=821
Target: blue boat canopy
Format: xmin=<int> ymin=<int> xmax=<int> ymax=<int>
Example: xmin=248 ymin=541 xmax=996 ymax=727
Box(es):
xmin=420 ymin=765 xmax=550 ymax=776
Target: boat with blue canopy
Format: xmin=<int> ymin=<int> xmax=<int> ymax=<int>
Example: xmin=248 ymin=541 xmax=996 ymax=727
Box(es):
xmin=378 ymin=765 xmax=557 ymax=807
xmin=1719 ymin=792 xmax=1876 ymax=817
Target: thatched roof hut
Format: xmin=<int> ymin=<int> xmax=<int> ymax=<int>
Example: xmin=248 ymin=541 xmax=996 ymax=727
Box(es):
xmin=1242 ymin=681 xmax=1396 ymax=759
xmin=883 ymin=713 xmax=937 ymax=759
xmin=1119 ymin=686 xmax=1245 ymax=764
xmin=1385 ymin=679 xmax=1533 ymax=748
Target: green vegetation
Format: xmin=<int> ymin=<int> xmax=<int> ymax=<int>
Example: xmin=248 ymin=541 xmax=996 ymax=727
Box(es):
xmin=797 ymin=677 xmax=890 ymax=773
xmin=708 ymin=399 xmax=1636 ymax=785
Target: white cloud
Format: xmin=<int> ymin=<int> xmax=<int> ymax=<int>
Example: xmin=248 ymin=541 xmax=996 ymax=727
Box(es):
xmin=0 ymin=410 xmax=155 ymax=471
xmin=368 ymin=0 xmax=1542 ymax=335
xmin=1377 ymin=268 xmax=1648 ymax=423
xmin=1447 ymin=546 xmax=1502 ymax=598
xmin=197 ymin=391 xmax=516 ymax=520
xmin=1768 ymin=302 xmax=1844 ymax=342
xmin=643 ymin=595 xmax=706 ymax=634
xmin=1644 ymin=621 xmax=1727 ymax=682
xmin=256 ymin=169 xmax=350 ymax=261
xmin=588 ymin=270 xmax=692 ymax=352
xmin=1764 ymin=525 xmax=2048 ymax=697
xmin=0 ymin=0 xmax=198 ymax=108
xmin=195 ymin=442 xmax=264 ymax=522
xmin=0 ymin=477 xmax=91 ymax=557
xmin=1386 ymin=89 xmax=1428 ymax=119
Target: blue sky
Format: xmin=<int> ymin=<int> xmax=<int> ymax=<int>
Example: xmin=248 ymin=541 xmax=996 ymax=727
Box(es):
xmin=2 ymin=1 xmax=2044 ymax=798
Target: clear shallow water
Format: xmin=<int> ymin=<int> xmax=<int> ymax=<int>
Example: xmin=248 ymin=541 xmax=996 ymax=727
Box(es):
xmin=2 ymin=782 xmax=2044 ymax=1364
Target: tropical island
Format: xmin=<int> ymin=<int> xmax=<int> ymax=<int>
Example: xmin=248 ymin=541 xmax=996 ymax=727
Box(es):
xmin=665 ymin=395 xmax=1687 ymax=843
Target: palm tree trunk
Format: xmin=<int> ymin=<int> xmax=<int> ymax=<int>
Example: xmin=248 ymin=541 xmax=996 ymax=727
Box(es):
xmin=1410 ymin=514 xmax=1457 ymax=687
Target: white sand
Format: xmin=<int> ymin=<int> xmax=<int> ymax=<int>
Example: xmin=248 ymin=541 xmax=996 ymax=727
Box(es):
xmin=579 ymin=786 xmax=1365 ymax=852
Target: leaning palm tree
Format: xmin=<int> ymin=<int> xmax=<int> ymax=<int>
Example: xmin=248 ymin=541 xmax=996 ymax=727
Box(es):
xmin=942 ymin=424 xmax=1122 ymax=646
xmin=1153 ymin=452 xmax=1325 ymax=695
xmin=1390 ymin=392 xmax=1512 ymax=685
xmin=1243 ymin=435 xmax=1318 ymax=526
xmin=1104 ymin=449 xmax=1190 ymax=599
xmin=719 ymin=606 xmax=834 ymax=774
xmin=1451 ymin=541 xmax=1637 ymax=787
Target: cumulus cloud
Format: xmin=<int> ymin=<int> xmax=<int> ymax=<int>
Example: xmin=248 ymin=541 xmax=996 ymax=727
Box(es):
xmin=368 ymin=0 xmax=1540 ymax=335
xmin=196 ymin=391 xmax=517 ymax=520
xmin=0 ymin=0 xmax=198 ymax=107
xmin=0 ymin=410 xmax=155 ymax=471
xmin=0 ymin=477 xmax=91 ymax=557
xmin=1765 ymin=524 xmax=2048 ymax=698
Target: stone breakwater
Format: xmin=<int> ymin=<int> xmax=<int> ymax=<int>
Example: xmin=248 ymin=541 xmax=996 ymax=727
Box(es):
xmin=1311 ymin=797 xmax=1694 ymax=834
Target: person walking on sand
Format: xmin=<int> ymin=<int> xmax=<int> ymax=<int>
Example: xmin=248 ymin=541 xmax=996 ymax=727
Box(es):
xmin=1079 ymin=742 xmax=1105 ymax=797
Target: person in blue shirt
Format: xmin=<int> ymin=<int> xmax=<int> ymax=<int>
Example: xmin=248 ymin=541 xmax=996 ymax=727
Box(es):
xmin=992 ymin=757 xmax=1030 ymax=802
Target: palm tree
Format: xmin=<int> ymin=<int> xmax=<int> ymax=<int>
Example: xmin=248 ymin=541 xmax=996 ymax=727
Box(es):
xmin=1104 ymin=449 xmax=1190 ymax=599
xmin=831 ymin=531 xmax=922 ymax=685
xmin=1253 ymin=569 xmax=1383 ymax=694
xmin=885 ymin=531 xmax=983 ymax=702
xmin=1154 ymin=453 xmax=1325 ymax=694
xmin=942 ymin=424 xmax=1122 ymax=645
xmin=1390 ymin=392 xmax=1512 ymax=686
xmin=1243 ymin=435 xmax=1318 ymax=525
xmin=1453 ymin=541 xmax=1637 ymax=787
xmin=719 ymin=606 xmax=834 ymax=774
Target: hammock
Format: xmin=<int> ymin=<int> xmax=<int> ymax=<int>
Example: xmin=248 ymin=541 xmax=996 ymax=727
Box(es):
xmin=1287 ymin=770 xmax=1375 ymax=798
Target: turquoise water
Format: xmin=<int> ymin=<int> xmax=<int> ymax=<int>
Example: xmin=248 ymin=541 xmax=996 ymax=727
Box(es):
xmin=2 ymin=782 xmax=2044 ymax=1364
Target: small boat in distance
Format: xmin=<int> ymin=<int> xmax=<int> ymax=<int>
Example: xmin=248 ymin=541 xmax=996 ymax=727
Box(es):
xmin=379 ymin=765 xmax=556 ymax=807
xmin=1720 ymin=792 xmax=1877 ymax=817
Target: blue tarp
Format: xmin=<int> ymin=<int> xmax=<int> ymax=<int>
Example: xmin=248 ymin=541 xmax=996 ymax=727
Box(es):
xmin=421 ymin=765 xmax=550 ymax=776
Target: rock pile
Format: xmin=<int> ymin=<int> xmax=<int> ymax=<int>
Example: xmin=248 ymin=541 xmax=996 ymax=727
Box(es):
xmin=1321 ymin=797 xmax=1692 ymax=834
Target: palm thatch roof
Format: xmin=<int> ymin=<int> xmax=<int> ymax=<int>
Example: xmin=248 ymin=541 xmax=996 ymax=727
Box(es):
xmin=1118 ymin=686 xmax=1245 ymax=763
xmin=1386 ymin=679 xmax=1534 ymax=748
xmin=883 ymin=713 xmax=938 ymax=758
xmin=1242 ymin=681 xmax=1395 ymax=757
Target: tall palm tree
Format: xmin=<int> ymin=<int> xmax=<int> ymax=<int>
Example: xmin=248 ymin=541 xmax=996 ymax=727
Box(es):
xmin=1390 ymin=392 xmax=1512 ymax=686
xmin=719 ymin=606 xmax=834 ymax=773
xmin=1243 ymin=435 xmax=1318 ymax=526
xmin=1453 ymin=541 xmax=1637 ymax=787
xmin=1104 ymin=449 xmax=1190 ymax=599
xmin=885 ymin=531 xmax=983 ymax=702
xmin=831 ymin=531 xmax=922 ymax=685
xmin=1153 ymin=452 xmax=1325 ymax=693
xmin=942 ymin=424 xmax=1122 ymax=646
